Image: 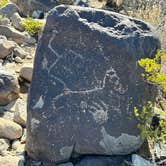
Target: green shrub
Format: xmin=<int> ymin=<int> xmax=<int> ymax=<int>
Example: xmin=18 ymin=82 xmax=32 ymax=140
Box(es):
xmin=23 ymin=17 xmax=44 ymax=36
xmin=135 ymin=50 xmax=166 ymax=142
xmin=0 ymin=0 xmax=8 ymax=8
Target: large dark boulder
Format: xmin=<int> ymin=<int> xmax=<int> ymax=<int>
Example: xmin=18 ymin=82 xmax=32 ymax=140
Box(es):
xmin=26 ymin=5 xmax=160 ymax=164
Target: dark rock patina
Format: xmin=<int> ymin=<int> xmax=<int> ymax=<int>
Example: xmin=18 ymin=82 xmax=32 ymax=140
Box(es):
xmin=26 ymin=5 xmax=160 ymax=164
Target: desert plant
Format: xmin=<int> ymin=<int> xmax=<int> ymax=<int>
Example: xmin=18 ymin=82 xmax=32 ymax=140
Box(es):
xmin=0 ymin=0 xmax=8 ymax=8
xmin=135 ymin=50 xmax=166 ymax=142
xmin=23 ymin=17 xmax=44 ymax=36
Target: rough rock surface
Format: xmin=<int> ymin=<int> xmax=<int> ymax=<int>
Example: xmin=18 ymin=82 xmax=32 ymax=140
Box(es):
xmin=75 ymin=155 xmax=131 ymax=166
xmin=0 ymin=40 xmax=17 ymax=59
xmin=0 ymin=138 xmax=10 ymax=155
xmin=0 ymin=25 xmax=36 ymax=44
xmin=19 ymin=65 xmax=33 ymax=82
xmin=26 ymin=5 xmax=160 ymax=164
xmin=0 ymin=118 xmax=22 ymax=140
xmin=0 ymin=3 xmax=20 ymax=18
xmin=0 ymin=70 xmax=19 ymax=105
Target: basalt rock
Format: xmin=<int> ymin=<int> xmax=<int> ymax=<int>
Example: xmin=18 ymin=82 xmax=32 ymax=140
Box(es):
xmin=26 ymin=5 xmax=160 ymax=164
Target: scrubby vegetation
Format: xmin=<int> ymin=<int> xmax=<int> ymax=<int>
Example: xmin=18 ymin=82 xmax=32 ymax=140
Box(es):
xmin=135 ymin=50 xmax=166 ymax=142
xmin=0 ymin=0 xmax=8 ymax=8
xmin=23 ymin=17 xmax=44 ymax=36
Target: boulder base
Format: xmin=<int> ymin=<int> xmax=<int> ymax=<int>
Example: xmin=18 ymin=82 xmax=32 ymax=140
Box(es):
xmin=26 ymin=5 xmax=160 ymax=164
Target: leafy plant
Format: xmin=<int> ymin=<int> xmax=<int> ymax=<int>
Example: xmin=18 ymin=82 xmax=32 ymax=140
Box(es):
xmin=23 ymin=17 xmax=44 ymax=36
xmin=138 ymin=50 xmax=166 ymax=92
xmin=135 ymin=50 xmax=166 ymax=142
xmin=0 ymin=0 xmax=8 ymax=8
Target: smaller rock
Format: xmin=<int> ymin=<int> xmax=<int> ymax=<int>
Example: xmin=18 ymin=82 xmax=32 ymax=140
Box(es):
xmin=0 ymin=17 xmax=10 ymax=26
xmin=0 ymin=156 xmax=24 ymax=166
xmin=11 ymin=12 xmax=25 ymax=32
xmin=0 ymin=118 xmax=23 ymax=140
xmin=0 ymin=35 xmax=7 ymax=40
xmin=14 ymin=46 xmax=28 ymax=59
xmin=12 ymin=139 xmax=20 ymax=150
xmin=32 ymin=10 xmax=44 ymax=19
xmin=0 ymin=3 xmax=20 ymax=18
xmin=0 ymin=25 xmax=36 ymax=44
xmin=58 ymin=162 xmax=74 ymax=166
xmin=14 ymin=99 xmax=27 ymax=127
xmin=15 ymin=56 xmax=23 ymax=63
xmin=0 ymin=40 xmax=17 ymax=59
xmin=0 ymin=138 xmax=10 ymax=155
xmin=20 ymin=129 xmax=26 ymax=143
xmin=155 ymin=142 xmax=166 ymax=160
xmin=132 ymin=154 xmax=152 ymax=166
xmin=19 ymin=65 xmax=33 ymax=82
xmin=0 ymin=70 xmax=19 ymax=105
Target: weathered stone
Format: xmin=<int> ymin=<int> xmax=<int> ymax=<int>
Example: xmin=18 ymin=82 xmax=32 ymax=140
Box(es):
xmin=15 ymin=56 xmax=23 ymax=63
xmin=0 ymin=118 xmax=22 ymax=140
xmin=14 ymin=46 xmax=28 ymax=59
xmin=19 ymin=64 xmax=33 ymax=82
xmin=14 ymin=99 xmax=27 ymax=127
xmin=75 ymin=155 xmax=131 ymax=166
xmin=0 ymin=25 xmax=36 ymax=44
xmin=0 ymin=40 xmax=17 ymax=59
xmin=20 ymin=129 xmax=26 ymax=143
xmin=0 ymin=17 xmax=10 ymax=26
xmin=26 ymin=5 xmax=160 ymax=163
xmin=132 ymin=154 xmax=152 ymax=166
xmin=0 ymin=3 xmax=20 ymax=18
xmin=0 ymin=70 xmax=19 ymax=105
xmin=0 ymin=138 xmax=10 ymax=155
xmin=58 ymin=162 xmax=74 ymax=166
xmin=154 ymin=142 xmax=166 ymax=160
xmin=11 ymin=12 xmax=25 ymax=32
xmin=0 ymin=156 xmax=24 ymax=166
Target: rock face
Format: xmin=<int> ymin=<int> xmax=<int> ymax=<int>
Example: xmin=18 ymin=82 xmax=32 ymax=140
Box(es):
xmin=26 ymin=5 xmax=160 ymax=164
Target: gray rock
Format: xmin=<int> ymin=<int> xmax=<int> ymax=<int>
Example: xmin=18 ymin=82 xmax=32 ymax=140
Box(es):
xmin=154 ymin=142 xmax=166 ymax=160
xmin=132 ymin=154 xmax=152 ymax=166
xmin=58 ymin=162 xmax=73 ymax=166
xmin=14 ymin=99 xmax=27 ymax=127
xmin=0 ymin=3 xmax=20 ymax=18
xmin=26 ymin=5 xmax=160 ymax=163
xmin=32 ymin=10 xmax=44 ymax=19
xmin=75 ymin=155 xmax=131 ymax=166
xmin=0 ymin=118 xmax=23 ymax=140
xmin=0 ymin=70 xmax=19 ymax=105
xmin=0 ymin=17 xmax=10 ymax=26
xmin=11 ymin=12 xmax=25 ymax=32
xmin=0 ymin=138 xmax=10 ymax=156
xmin=14 ymin=46 xmax=28 ymax=59
xmin=0 ymin=39 xmax=17 ymax=59
xmin=0 ymin=25 xmax=36 ymax=44
xmin=19 ymin=65 xmax=33 ymax=82
xmin=15 ymin=56 xmax=23 ymax=63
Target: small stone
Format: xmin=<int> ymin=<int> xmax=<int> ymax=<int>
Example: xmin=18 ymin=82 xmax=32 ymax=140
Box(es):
xmin=0 ymin=17 xmax=10 ymax=26
xmin=155 ymin=142 xmax=166 ymax=160
xmin=0 ymin=156 xmax=24 ymax=166
xmin=12 ymin=139 xmax=21 ymax=150
xmin=14 ymin=46 xmax=28 ymax=59
xmin=19 ymin=65 xmax=33 ymax=82
xmin=132 ymin=154 xmax=152 ymax=166
xmin=14 ymin=99 xmax=27 ymax=127
xmin=26 ymin=55 xmax=33 ymax=59
xmin=0 ymin=3 xmax=20 ymax=18
xmin=0 ymin=40 xmax=17 ymax=59
xmin=0 ymin=25 xmax=36 ymax=44
xmin=0 ymin=118 xmax=23 ymax=140
xmin=20 ymin=129 xmax=26 ymax=143
xmin=0 ymin=70 xmax=19 ymax=105
xmin=15 ymin=56 xmax=23 ymax=63
xmin=32 ymin=10 xmax=44 ymax=19
xmin=58 ymin=162 xmax=74 ymax=166
xmin=0 ymin=138 xmax=10 ymax=155
xmin=0 ymin=35 xmax=7 ymax=40
xmin=11 ymin=12 xmax=25 ymax=32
